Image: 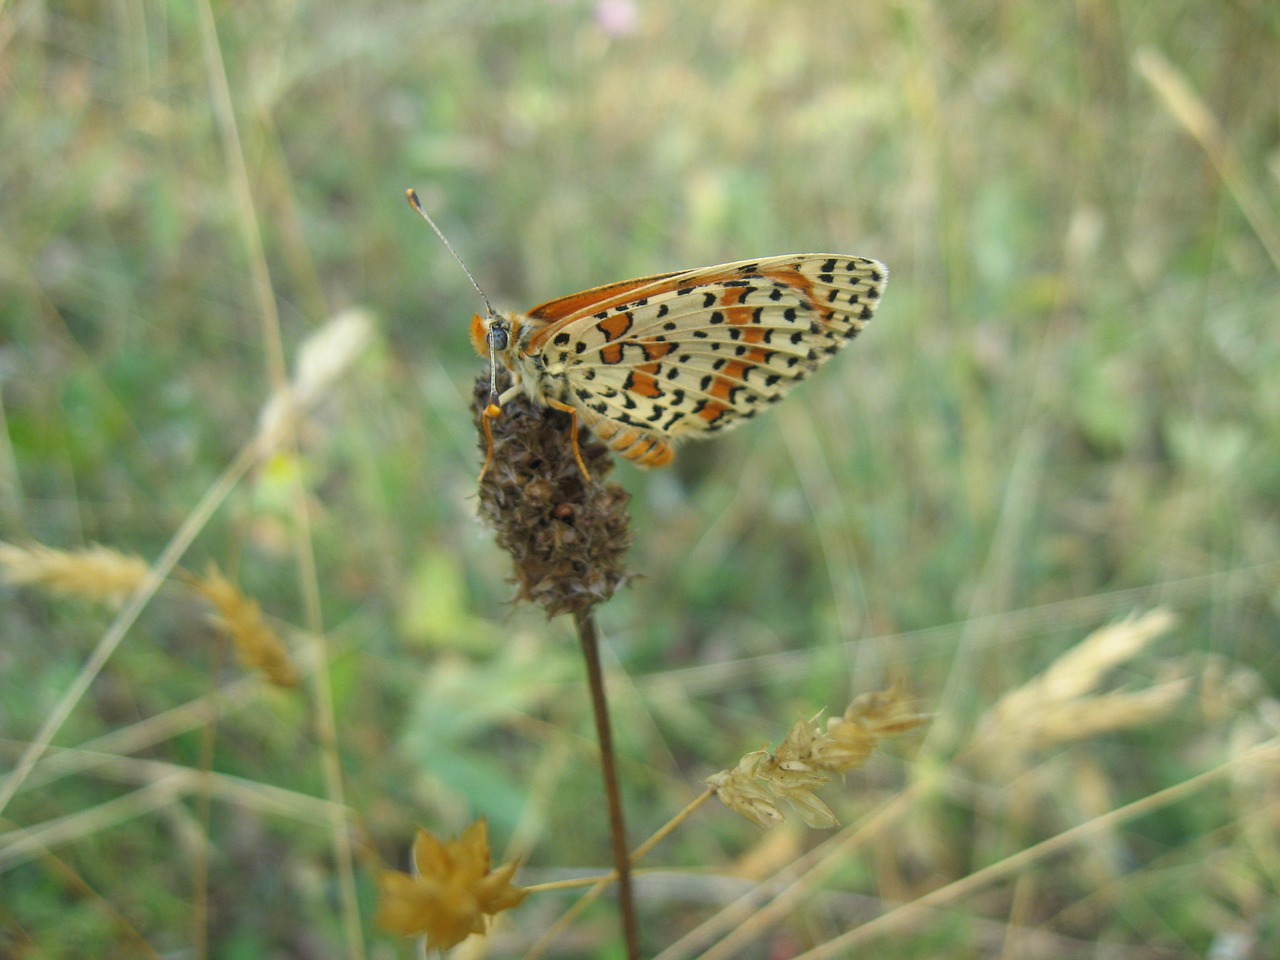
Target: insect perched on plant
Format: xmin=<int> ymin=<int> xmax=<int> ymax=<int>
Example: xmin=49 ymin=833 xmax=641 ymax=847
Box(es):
xmin=406 ymin=189 xmax=887 ymax=481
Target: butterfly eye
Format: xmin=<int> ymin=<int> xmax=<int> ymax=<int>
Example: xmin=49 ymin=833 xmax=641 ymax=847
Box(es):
xmin=488 ymin=324 xmax=509 ymax=352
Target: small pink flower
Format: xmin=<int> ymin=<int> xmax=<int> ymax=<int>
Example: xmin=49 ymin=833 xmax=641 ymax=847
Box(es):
xmin=596 ymin=0 xmax=638 ymax=36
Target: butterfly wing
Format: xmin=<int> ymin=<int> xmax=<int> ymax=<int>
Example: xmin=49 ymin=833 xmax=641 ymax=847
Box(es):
xmin=525 ymin=271 xmax=685 ymax=324
xmin=524 ymin=254 xmax=887 ymax=465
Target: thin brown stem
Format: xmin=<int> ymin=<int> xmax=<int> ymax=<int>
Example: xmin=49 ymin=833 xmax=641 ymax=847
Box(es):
xmin=574 ymin=609 xmax=640 ymax=960
xmin=524 ymin=788 xmax=715 ymax=960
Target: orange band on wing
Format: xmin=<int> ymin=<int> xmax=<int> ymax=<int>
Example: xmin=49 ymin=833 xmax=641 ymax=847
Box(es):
xmin=528 ymin=272 xmax=683 ymax=324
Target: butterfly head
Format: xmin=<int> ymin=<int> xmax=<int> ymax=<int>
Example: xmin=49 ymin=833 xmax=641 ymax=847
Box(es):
xmin=470 ymin=310 xmax=521 ymax=410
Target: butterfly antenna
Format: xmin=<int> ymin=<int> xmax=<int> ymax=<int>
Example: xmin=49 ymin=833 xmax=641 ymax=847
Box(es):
xmin=406 ymin=189 xmax=505 ymax=410
xmin=405 ymin=188 xmax=499 ymax=320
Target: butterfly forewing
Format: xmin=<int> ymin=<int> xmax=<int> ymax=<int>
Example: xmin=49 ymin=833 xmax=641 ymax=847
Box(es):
xmin=526 ymin=271 xmax=685 ymax=325
xmin=523 ymin=255 xmax=886 ymax=446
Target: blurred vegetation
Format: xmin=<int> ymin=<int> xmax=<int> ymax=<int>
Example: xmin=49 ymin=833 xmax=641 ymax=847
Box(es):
xmin=2 ymin=0 xmax=1278 ymax=957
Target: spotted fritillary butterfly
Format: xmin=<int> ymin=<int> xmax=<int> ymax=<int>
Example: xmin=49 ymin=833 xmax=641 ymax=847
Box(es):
xmin=407 ymin=190 xmax=887 ymax=480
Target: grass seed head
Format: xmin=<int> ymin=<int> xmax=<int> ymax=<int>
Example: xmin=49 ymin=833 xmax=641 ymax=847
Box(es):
xmin=976 ymin=610 xmax=1185 ymax=757
xmin=191 ymin=564 xmax=298 ymax=688
xmin=708 ymin=685 xmax=928 ymax=828
xmin=0 ymin=541 xmax=149 ymax=607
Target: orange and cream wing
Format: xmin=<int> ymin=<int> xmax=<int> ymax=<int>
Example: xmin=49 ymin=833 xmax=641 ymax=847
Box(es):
xmin=523 ymin=255 xmax=887 ymax=466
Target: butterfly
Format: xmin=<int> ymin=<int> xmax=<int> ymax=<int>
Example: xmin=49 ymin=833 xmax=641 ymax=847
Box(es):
xmin=407 ymin=190 xmax=887 ymax=481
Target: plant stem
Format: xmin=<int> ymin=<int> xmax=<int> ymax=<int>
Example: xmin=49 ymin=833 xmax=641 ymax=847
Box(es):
xmin=574 ymin=609 xmax=640 ymax=960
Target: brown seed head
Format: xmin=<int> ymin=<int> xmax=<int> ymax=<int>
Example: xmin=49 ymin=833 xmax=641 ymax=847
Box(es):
xmin=473 ymin=374 xmax=632 ymax=618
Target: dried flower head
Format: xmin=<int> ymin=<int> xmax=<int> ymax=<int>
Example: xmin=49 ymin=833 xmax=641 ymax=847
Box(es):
xmin=473 ymin=373 xmax=632 ymax=618
xmin=0 ymin=541 xmax=149 ymax=607
xmin=708 ymin=684 xmax=929 ymax=828
xmin=189 ymin=565 xmax=298 ymax=688
xmin=376 ymin=820 xmax=528 ymax=951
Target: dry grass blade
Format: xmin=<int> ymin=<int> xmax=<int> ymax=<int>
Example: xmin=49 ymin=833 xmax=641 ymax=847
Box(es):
xmin=782 ymin=739 xmax=1280 ymax=960
xmin=1136 ymin=47 xmax=1280 ymax=270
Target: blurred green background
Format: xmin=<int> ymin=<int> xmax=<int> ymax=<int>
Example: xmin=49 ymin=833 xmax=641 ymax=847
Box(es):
xmin=2 ymin=0 xmax=1279 ymax=957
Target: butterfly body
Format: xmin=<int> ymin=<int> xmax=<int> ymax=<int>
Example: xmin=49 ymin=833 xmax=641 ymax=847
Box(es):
xmin=471 ymin=254 xmax=888 ymax=473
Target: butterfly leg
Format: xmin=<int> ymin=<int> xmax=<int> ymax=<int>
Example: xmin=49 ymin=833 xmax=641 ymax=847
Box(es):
xmin=544 ymin=397 xmax=593 ymax=482
xmin=478 ymin=401 xmax=502 ymax=482
xmin=476 ymin=376 xmax=526 ymax=482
